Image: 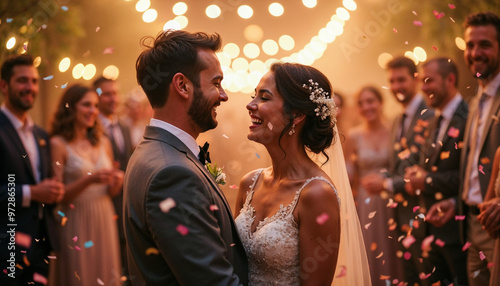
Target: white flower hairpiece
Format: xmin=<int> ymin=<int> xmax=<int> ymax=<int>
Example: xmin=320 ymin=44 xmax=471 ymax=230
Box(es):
xmin=302 ymin=79 xmax=337 ymax=123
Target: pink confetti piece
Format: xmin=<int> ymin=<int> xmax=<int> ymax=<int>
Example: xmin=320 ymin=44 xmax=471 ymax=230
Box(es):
xmin=421 ymin=235 xmax=435 ymax=251
xmin=72 ymin=236 xmax=78 ymax=243
xmin=70 ymin=204 xmax=75 ymax=209
xmin=375 ymin=251 xmax=384 ymax=259
xmin=368 ymin=211 xmax=377 ymax=219
xmin=433 ymin=11 xmax=445 ymax=19
xmin=209 ymin=205 xmax=219 ymax=211
xmin=412 ymin=11 xmax=418 ymax=16
xmin=75 ymin=246 xmax=82 ymax=251
xmin=229 ymin=184 xmax=238 ymax=189
xmin=448 ymin=4 xmax=455 ymax=9
xmin=421 ymin=109 xmax=427 ymax=116
xmin=476 ymin=72 xmax=482 ymax=78
xmin=462 ymin=241 xmax=471 ymax=251
xmin=176 ymin=224 xmax=189 ymax=236
xmin=432 ymin=46 xmax=438 ymax=51
xmin=267 ymin=122 xmax=273 ymax=130
xmin=159 ymin=198 xmax=176 ymax=213
xmin=15 ymin=232 xmax=32 ymax=248
xmin=413 ymin=21 xmax=423 ymax=27
xmin=479 ymin=251 xmax=486 ymax=261
xmin=419 ymin=272 xmax=432 ymax=279
xmin=316 ymin=213 xmax=330 ymax=225
xmin=97 ymin=278 xmax=104 ymax=285
xmin=413 ymin=206 xmax=420 ymax=213
xmin=447 ymin=127 xmax=460 ymax=138
xmin=403 ymin=251 xmax=412 ymax=260
xmin=95 ymin=26 xmax=100 ymax=32
xmin=487 ymin=262 xmax=496 ymax=268
xmin=103 ymin=47 xmax=114 ymax=54
xmin=435 ymin=239 xmax=445 ymax=247
xmin=455 ymin=215 xmax=466 ymax=221
xmin=335 ymin=265 xmax=347 ymax=278
xmin=402 ymin=235 xmax=416 ymax=249
xmin=393 ymin=28 xmax=398 ymax=33
xmin=33 ymin=273 xmax=48 ymax=284
xmin=479 ymin=165 xmax=485 ymax=175
xmin=364 ymin=222 xmax=372 ymax=230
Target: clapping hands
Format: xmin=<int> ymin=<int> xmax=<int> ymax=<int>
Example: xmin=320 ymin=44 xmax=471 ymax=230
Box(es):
xmin=478 ymin=197 xmax=500 ymax=238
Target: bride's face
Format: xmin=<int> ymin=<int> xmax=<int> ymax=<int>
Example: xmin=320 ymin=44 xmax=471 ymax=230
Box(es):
xmin=246 ymin=71 xmax=288 ymax=144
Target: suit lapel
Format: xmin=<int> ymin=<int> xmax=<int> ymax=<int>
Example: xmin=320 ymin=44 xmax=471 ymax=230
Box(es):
xmin=478 ymin=90 xmax=500 ymax=152
xmin=33 ymin=127 xmax=50 ymax=179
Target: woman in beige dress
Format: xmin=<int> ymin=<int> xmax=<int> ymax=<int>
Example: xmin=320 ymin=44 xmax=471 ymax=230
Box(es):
xmin=344 ymin=86 xmax=403 ymax=285
xmin=49 ymin=84 xmax=123 ymax=285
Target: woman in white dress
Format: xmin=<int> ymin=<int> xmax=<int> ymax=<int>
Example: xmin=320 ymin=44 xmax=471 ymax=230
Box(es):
xmin=49 ymin=84 xmax=123 ymax=285
xmin=235 ymin=62 xmax=370 ymax=285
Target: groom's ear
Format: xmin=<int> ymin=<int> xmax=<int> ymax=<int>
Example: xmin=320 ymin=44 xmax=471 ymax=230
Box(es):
xmin=172 ymin=72 xmax=191 ymax=99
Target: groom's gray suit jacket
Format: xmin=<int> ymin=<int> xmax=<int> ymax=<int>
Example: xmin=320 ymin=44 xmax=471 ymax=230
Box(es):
xmin=123 ymin=126 xmax=248 ymax=286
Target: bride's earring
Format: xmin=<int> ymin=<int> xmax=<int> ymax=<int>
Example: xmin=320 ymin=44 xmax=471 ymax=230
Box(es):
xmin=288 ymin=123 xmax=296 ymax=136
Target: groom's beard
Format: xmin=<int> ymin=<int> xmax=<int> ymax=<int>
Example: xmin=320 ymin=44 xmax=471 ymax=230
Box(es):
xmin=188 ymin=86 xmax=217 ymax=132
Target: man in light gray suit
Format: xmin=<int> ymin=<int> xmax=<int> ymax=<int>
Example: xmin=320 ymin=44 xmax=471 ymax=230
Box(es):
xmin=123 ymin=30 xmax=248 ymax=285
xmin=426 ymin=11 xmax=500 ymax=286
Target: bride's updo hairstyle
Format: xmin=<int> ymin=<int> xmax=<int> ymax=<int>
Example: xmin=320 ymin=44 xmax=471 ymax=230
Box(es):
xmin=271 ymin=62 xmax=336 ymax=156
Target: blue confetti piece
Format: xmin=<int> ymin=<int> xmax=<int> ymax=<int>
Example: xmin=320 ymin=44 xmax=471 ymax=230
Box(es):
xmin=43 ymin=75 xmax=54 ymax=80
xmin=57 ymin=210 xmax=65 ymax=217
xmin=96 ymin=87 xmax=102 ymax=96
xmin=84 ymin=240 xmax=94 ymax=248
xmin=255 ymin=153 xmax=260 ymax=159
xmin=61 ymin=6 xmax=68 ymax=11
xmin=61 ymin=83 xmax=68 ymax=89
xmin=364 ymin=197 xmax=371 ymax=204
xmin=6 ymin=18 xmax=13 ymax=23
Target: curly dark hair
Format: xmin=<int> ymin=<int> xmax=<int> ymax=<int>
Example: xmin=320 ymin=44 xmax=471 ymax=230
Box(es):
xmin=50 ymin=84 xmax=102 ymax=146
xmin=464 ymin=12 xmax=500 ymax=45
xmin=270 ymin=62 xmax=336 ymax=159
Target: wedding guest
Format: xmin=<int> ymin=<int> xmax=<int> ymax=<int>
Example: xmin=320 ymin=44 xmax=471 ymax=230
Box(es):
xmin=404 ymin=58 xmax=468 ymax=284
xmin=49 ymin=84 xmax=123 ymax=285
xmin=123 ymin=30 xmax=248 ymax=285
xmin=0 ymin=54 xmax=64 ymax=285
xmin=362 ymin=56 xmax=434 ymax=285
xmin=93 ymin=76 xmax=133 ymax=274
xmin=478 ymin=146 xmax=500 ymax=286
xmin=345 ymin=85 xmax=403 ymax=285
xmin=427 ymin=12 xmax=500 ymax=286
xmin=122 ymin=88 xmax=152 ymax=148
xmin=235 ymin=62 xmax=370 ymax=285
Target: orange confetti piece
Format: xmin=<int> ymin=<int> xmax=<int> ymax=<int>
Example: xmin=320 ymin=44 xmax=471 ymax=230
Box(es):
xmin=480 ymin=157 xmax=491 ymax=164
xmin=440 ymin=151 xmax=450 ymax=160
xmin=145 ymin=247 xmax=159 ymax=255
xmin=371 ymin=242 xmax=378 ymax=251
xmin=398 ymin=149 xmax=411 ymax=160
xmin=432 ymin=46 xmax=438 ymax=51
xmin=23 ymin=255 xmax=30 ymax=266
xmin=61 ymin=216 xmax=68 ymax=226
xmin=376 ymin=251 xmax=384 ymax=259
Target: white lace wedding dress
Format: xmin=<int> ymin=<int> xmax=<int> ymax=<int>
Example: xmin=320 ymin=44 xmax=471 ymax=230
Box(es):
xmin=235 ymin=169 xmax=340 ymax=285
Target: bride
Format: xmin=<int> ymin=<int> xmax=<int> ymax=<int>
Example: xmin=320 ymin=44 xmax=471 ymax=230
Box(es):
xmin=235 ymin=62 xmax=371 ymax=285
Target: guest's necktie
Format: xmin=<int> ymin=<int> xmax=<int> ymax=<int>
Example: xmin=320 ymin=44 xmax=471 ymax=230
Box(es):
xmin=398 ymin=113 xmax=407 ymax=141
xmin=463 ymin=93 xmax=488 ymax=201
xmin=109 ymin=123 xmax=125 ymax=155
xmin=433 ymin=115 xmax=444 ymax=143
xmin=198 ymin=142 xmax=211 ymax=164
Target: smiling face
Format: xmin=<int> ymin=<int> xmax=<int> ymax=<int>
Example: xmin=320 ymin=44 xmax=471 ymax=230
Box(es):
xmin=0 ymin=65 xmax=39 ymax=114
xmin=187 ymin=48 xmax=228 ymax=133
xmin=246 ymin=71 xmax=288 ymax=144
xmin=421 ymin=62 xmax=450 ymax=109
xmin=464 ymin=24 xmax=500 ymax=83
xmin=387 ymin=67 xmax=419 ymax=105
xmin=357 ymin=88 xmax=382 ymax=123
xmin=75 ymin=91 xmax=100 ymax=129
xmin=97 ymin=80 xmax=119 ymax=117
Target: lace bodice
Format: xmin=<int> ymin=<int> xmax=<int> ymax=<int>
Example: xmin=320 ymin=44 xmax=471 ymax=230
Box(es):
xmin=235 ymin=169 xmax=339 ymax=285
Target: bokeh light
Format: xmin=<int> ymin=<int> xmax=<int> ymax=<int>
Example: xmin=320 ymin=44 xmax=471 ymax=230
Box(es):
xmin=413 ymin=46 xmax=427 ymax=62
xmin=175 ymin=16 xmax=188 ymax=29
xmin=455 ymin=37 xmax=466 ymax=51
xmin=343 ymin=0 xmax=357 ymax=11
xmin=302 ymin=0 xmax=317 ymax=8
xmin=238 ymin=5 xmax=253 ymax=19
xmin=377 ymin=53 xmax=393 ymax=69
xmin=262 ymin=39 xmax=279 ymax=56
xmin=135 ymin=0 xmax=150 ymax=12
xmin=336 ymin=8 xmax=350 ymax=20
xmin=172 ymin=2 xmax=187 ymax=15
xmin=142 ymin=9 xmax=157 ymax=23
xmin=82 ymin=64 xmax=97 ymax=80
xmin=243 ymin=43 xmax=260 ymax=59
xmin=206 ymin=5 xmax=221 ymax=18
xmin=244 ymin=25 xmax=263 ymax=42
xmin=103 ymin=65 xmax=120 ymax=80
xmin=72 ymin=63 xmax=84 ymax=79
xmin=223 ymin=43 xmax=240 ymax=59
xmin=6 ymin=37 xmax=16 ymax=50
xmin=279 ymin=35 xmax=295 ymax=51
xmin=164 ymin=20 xmax=181 ymax=31
xmin=269 ymin=3 xmax=284 ymax=17
xmin=59 ymin=57 xmax=71 ymax=72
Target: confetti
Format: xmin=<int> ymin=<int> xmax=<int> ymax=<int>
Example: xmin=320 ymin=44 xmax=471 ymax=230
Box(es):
xmin=209 ymin=205 xmax=219 ymax=211
xmin=96 ymin=27 xmax=101 ymax=32
xmin=267 ymin=122 xmax=273 ymax=130
xmin=98 ymin=278 xmax=105 ymax=285
xmin=472 ymin=270 xmax=480 ymax=278
xmin=58 ymin=210 xmax=65 ymax=217
xmin=396 ymin=92 xmax=405 ymax=102
xmin=462 ymin=241 xmax=471 ymax=251
xmin=103 ymin=47 xmax=114 ymax=54
xmin=403 ymin=251 xmax=412 ymax=260
xmin=412 ymin=11 xmax=418 ymax=16
xmin=413 ymin=206 xmax=420 ymax=213
xmin=84 ymin=241 xmax=94 ymax=248
xmin=61 ymin=6 xmax=69 ymax=11
xmin=421 ymin=235 xmax=434 ymax=251
xmin=61 ymin=82 xmax=68 ymax=89
xmin=15 ymin=232 xmax=32 ymax=248
xmin=480 ymin=157 xmax=490 ymax=164
xmin=435 ymin=239 xmax=445 ymax=247
xmin=229 ymin=184 xmax=238 ymax=189
xmin=368 ymin=211 xmax=377 ymax=219
xmin=335 ymin=265 xmax=347 ymax=278
xmin=96 ymin=87 xmax=102 ymax=96
xmin=413 ymin=21 xmax=423 ymax=27
xmin=75 ymin=246 xmax=82 ymax=251
xmin=432 ymin=46 xmax=438 ymax=51
xmin=159 ymin=198 xmax=176 ymax=213
xmin=419 ymin=272 xmax=432 ymax=279
xmin=421 ymin=109 xmax=427 ymax=116
xmin=433 ymin=11 xmax=445 ymax=19
xmin=402 ymin=235 xmax=416 ymax=249
xmin=222 ymin=134 xmax=229 ymax=139
xmin=33 ymin=273 xmax=47 ymax=284
xmin=434 ymin=192 xmax=443 ymax=200
xmin=440 ymin=151 xmax=450 ymax=160
xmin=145 ymin=247 xmax=159 ymax=255
xmin=448 ymin=4 xmax=455 ymax=9
xmin=479 ymin=165 xmax=485 ymax=175
xmin=393 ymin=28 xmax=398 ymax=33
xmin=364 ymin=222 xmax=372 ymax=229
xmin=365 ymin=198 xmax=371 ymax=204
xmin=447 ymin=127 xmax=460 ymax=138
xmin=176 ymin=224 xmax=189 ymax=236
xmin=455 ymin=215 xmax=466 ymax=221
xmin=75 ymin=271 xmax=81 ymax=280
xmin=43 ymin=75 xmax=54 ymax=80
xmin=6 ymin=18 xmax=13 ymax=23
xmin=316 ymin=213 xmax=330 ymax=225
xmin=479 ymin=251 xmax=486 ymax=261
xmin=255 ymin=153 xmax=260 ymax=159
xmin=72 ymin=236 xmax=78 ymax=243
xmin=61 ymin=217 xmax=68 ymax=226
xmin=70 ymin=204 xmax=75 ymax=209
xmin=371 ymin=242 xmax=378 ymax=251
xmin=476 ymin=72 xmax=482 ymax=78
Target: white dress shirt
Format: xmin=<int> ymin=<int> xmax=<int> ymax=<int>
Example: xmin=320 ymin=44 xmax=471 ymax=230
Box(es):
xmin=100 ymin=114 xmax=125 ymax=154
xmin=1 ymin=104 xmax=40 ymax=207
xmin=149 ymin=118 xmax=200 ymax=158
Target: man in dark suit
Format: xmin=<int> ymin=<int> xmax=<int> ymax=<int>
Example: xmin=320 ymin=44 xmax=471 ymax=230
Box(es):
xmin=363 ymin=56 xmax=434 ymax=285
xmin=427 ymin=12 xmax=500 ymax=286
xmin=93 ymin=76 xmax=133 ymax=274
xmin=404 ymin=58 xmax=468 ymax=285
xmin=0 ymin=54 xmax=64 ymax=285
xmin=123 ymin=30 xmax=248 ymax=285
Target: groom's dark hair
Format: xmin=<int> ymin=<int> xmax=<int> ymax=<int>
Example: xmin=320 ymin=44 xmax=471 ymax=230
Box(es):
xmin=136 ymin=30 xmax=221 ymax=108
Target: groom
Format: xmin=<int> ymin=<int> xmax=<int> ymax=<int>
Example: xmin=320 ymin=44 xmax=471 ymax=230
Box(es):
xmin=123 ymin=30 xmax=248 ymax=285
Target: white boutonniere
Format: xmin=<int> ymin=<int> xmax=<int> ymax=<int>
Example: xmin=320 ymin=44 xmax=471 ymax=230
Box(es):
xmin=205 ymin=162 xmax=226 ymax=185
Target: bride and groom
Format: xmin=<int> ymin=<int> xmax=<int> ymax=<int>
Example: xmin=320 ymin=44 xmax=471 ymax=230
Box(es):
xmin=123 ymin=30 xmax=370 ymax=285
